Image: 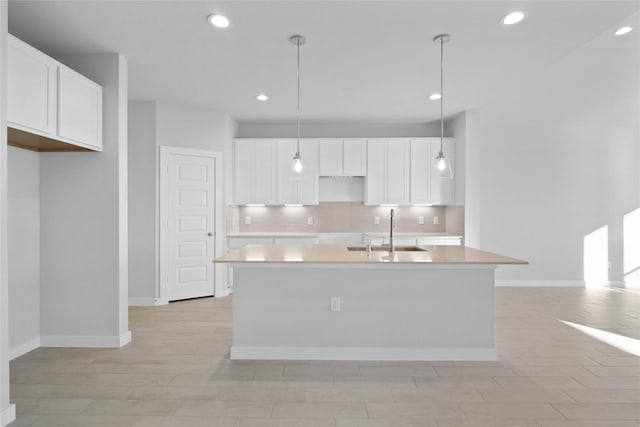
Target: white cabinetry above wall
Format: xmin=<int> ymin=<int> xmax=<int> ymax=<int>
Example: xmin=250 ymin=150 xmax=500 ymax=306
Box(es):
xmin=234 ymin=138 xmax=319 ymax=205
xmin=365 ymin=139 xmax=410 ymax=205
xmin=410 ymin=137 xmax=455 ymax=205
xmin=7 ymin=35 xmax=103 ymax=152
xmin=234 ymin=139 xmax=277 ymax=205
xmin=318 ymin=138 xmax=366 ymax=176
xmin=234 ymin=137 xmax=456 ymax=206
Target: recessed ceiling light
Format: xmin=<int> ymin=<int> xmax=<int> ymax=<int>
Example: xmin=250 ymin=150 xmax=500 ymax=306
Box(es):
xmin=207 ymin=14 xmax=230 ymax=28
xmin=429 ymin=93 xmax=441 ymax=100
xmin=615 ymin=26 xmax=633 ymax=36
xmin=501 ymin=11 xmax=526 ymax=25
xmin=256 ymin=94 xmax=269 ymax=101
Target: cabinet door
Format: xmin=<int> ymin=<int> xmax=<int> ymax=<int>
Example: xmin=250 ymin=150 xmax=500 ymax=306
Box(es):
xmin=57 ymin=65 xmax=103 ymax=150
xmin=296 ymin=139 xmax=319 ymax=205
xmin=254 ymin=141 xmax=276 ymax=204
xmin=7 ymin=36 xmax=57 ymax=135
xmin=410 ymin=139 xmax=431 ymax=204
xmin=234 ymin=140 xmax=255 ymax=204
xmin=318 ymin=139 xmax=342 ymax=176
xmin=430 ymin=138 xmax=455 ymax=204
xmin=365 ymin=139 xmax=386 ymax=204
xmin=386 ymin=139 xmax=410 ymax=204
xmin=343 ymin=139 xmax=366 ymax=176
xmin=276 ymin=139 xmax=298 ymax=204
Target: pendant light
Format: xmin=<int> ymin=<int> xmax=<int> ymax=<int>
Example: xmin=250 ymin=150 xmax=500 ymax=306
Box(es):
xmin=290 ymin=34 xmax=306 ymax=180
xmin=433 ymin=34 xmax=453 ymax=179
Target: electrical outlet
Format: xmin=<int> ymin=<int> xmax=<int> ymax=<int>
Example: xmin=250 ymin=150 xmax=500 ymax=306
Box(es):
xmin=418 ymin=216 xmax=425 ymax=225
xmin=433 ymin=216 xmax=439 ymax=225
xmin=330 ymin=296 xmax=341 ymax=312
xmin=307 ymin=216 xmax=314 ymax=225
xmin=374 ymin=216 xmax=380 ymax=225
xmin=245 ymin=216 xmax=251 ymax=225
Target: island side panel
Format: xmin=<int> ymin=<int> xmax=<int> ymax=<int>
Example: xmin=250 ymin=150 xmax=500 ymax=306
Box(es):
xmin=232 ymin=265 xmax=496 ymax=361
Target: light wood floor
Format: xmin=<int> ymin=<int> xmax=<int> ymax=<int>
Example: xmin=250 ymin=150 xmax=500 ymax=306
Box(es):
xmin=9 ymin=287 xmax=640 ymax=427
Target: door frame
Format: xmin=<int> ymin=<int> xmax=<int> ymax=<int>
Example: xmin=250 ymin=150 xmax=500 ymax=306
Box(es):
xmin=159 ymin=146 xmax=225 ymax=304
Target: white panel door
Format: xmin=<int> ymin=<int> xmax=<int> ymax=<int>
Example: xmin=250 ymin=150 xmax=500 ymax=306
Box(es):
xmin=167 ymin=153 xmax=216 ymax=301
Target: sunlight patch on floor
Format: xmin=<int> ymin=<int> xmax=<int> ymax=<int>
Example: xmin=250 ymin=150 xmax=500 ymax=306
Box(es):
xmin=560 ymin=320 xmax=640 ymax=357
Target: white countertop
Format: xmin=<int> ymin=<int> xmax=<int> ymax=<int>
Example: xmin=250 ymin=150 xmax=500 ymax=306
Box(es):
xmin=215 ymin=244 xmax=527 ymax=265
xmin=227 ymin=232 xmax=320 ymax=238
xmin=364 ymin=232 xmax=463 ymax=238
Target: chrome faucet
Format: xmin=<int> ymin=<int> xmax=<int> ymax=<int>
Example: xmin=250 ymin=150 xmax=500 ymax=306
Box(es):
xmin=388 ymin=208 xmax=395 ymax=254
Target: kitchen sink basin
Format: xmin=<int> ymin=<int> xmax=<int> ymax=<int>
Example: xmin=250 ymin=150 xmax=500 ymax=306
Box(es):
xmin=347 ymin=245 xmax=428 ymax=252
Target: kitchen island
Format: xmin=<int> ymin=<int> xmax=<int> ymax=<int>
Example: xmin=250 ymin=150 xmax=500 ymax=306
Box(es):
xmin=215 ymin=244 xmax=526 ymax=361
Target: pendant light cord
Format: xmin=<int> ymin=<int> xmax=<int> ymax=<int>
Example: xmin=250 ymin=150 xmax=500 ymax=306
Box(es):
xmin=296 ymin=38 xmax=301 ymax=155
xmin=439 ymin=35 xmax=444 ymax=154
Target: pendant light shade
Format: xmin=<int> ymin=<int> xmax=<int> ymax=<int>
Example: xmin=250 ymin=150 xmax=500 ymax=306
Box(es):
xmin=433 ymin=34 xmax=453 ymax=179
xmin=290 ymin=34 xmax=306 ymax=180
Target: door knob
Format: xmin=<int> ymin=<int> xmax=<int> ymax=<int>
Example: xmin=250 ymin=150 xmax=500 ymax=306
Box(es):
xmin=207 ymin=232 xmax=214 ymax=237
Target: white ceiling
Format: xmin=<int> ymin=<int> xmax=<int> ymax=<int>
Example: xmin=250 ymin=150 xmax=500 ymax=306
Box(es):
xmin=7 ymin=1 xmax=640 ymax=124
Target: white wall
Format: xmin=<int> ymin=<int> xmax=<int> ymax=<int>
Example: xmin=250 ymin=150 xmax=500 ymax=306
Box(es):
xmin=39 ymin=53 xmax=130 ymax=344
xmin=237 ymin=122 xmax=443 ymax=138
xmin=156 ymin=102 xmax=228 ymax=152
xmin=0 ymin=1 xmax=14 ymax=423
xmin=128 ymin=101 xmax=235 ymax=303
xmin=467 ymin=28 xmax=640 ymax=285
xmin=128 ymin=102 xmax=157 ymax=301
xmin=7 ymin=147 xmax=39 ymax=357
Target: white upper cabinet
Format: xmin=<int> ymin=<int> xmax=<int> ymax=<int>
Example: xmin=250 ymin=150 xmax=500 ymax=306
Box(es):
xmin=365 ymin=139 xmax=410 ymax=205
xmin=343 ymin=139 xmax=367 ymax=176
xmin=57 ymin=65 xmax=103 ymax=150
xmin=276 ymin=139 xmax=319 ymax=205
xmin=7 ymin=35 xmax=57 ymax=136
xmin=410 ymin=139 xmax=431 ymax=204
xmin=410 ymin=137 xmax=455 ymax=205
xmin=233 ymin=138 xmax=318 ymax=205
xmin=429 ymin=138 xmax=455 ymax=205
xmin=7 ymin=34 xmax=103 ymax=151
xmin=318 ymin=138 xmax=366 ymax=176
xmin=234 ymin=139 xmax=276 ymax=205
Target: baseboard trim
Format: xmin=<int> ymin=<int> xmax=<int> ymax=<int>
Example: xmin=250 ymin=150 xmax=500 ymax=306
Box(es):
xmin=1 ymin=404 xmax=16 ymax=427
xmin=128 ymin=297 xmax=163 ymax=306
xmin=9 ymin=337 xmax=41 ymax=360
xmin=41 ymin=330 xmax=132 ymax=348
xmin=231 ymin=346 xmax=497 ymax=361
xmin=495 ymin=280 xmax=585 ymax=287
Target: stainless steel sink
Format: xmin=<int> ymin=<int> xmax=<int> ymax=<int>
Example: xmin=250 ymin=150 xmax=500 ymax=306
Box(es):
xmin=347 ymin=246 xmax=428 ymax=252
